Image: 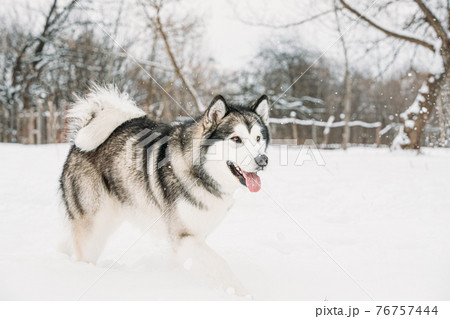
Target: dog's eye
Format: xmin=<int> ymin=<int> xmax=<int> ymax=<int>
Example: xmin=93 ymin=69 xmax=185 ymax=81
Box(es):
xmin=232 ymin=136 xmax=242 ymax=143
xmin=256 ymin=136 xmax=261 ymax=142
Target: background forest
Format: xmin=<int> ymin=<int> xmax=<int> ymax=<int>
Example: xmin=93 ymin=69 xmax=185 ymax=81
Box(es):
xmin=1 ymin=0 xmax=449 ymax=149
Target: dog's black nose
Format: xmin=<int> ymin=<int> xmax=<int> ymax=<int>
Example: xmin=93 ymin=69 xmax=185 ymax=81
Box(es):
xmin=255 ymin=154 xmax=268 ymax=167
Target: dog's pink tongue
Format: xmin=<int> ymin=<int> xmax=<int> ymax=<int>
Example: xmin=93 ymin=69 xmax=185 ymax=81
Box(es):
xmin=242 ymin=171 xmax=261 ymax=192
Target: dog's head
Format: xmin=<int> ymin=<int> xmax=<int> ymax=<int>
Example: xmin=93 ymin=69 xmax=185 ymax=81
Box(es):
xmin=201 ymin=95 xmax=270 ymax=193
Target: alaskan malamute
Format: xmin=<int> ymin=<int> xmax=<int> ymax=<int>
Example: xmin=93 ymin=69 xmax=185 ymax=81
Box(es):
xmin=60 ymin=87 xmax=270 ymax=296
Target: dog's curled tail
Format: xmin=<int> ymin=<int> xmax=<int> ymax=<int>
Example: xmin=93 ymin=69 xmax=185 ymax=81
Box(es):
xmin=67 ymin=85 xmax=145 ymax=151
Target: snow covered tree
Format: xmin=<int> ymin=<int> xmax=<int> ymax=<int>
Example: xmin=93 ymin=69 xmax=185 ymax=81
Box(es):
xmin=339 ymin=0 xmax=450 ymax=149
xmin=0 ymin=0 xmax=78 ymax=142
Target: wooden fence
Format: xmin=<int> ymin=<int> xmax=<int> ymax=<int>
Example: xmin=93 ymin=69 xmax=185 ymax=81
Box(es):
xmin=0 ymin=101 xmax=66 ymax=144
xmin=1 ymin=109 xmax=400 ymax=147
xmin=269 ymin=117 xmax=397 ymax=147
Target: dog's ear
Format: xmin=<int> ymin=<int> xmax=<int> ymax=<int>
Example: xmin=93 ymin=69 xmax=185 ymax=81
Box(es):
xmin=204 ymin=95 xmax=227 ymax=126
xmin=251 ymin=95 xmax=270 ymax=124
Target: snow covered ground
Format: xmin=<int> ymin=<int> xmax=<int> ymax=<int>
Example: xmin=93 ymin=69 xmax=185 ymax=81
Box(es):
xmin=0 ymin=143 xmax=449 ymax=300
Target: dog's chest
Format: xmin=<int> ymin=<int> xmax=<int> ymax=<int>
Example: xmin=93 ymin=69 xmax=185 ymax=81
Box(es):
xmin=176 ymin=192 xmax=235 ymax=237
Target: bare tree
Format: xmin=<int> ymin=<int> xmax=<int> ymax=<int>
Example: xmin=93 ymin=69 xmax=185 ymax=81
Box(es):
xmin=0 ymin=0 xmax=79 ymax=142
xmin=339 ymin=0 xmax=450 ymax=149
xmin=1 ymin=0 xmax=215 ymax=143
xmin=334 ymin=0 xmax=352 ymax=150
xmin=139 ymin=0 xmax=204 ymax=112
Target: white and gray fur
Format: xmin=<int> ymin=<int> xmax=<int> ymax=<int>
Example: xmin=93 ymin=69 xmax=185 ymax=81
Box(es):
xmin=60 ymin=87 xmax=270 ymax=296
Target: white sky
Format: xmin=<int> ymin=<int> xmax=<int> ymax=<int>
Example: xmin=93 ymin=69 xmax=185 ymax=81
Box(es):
xmin=204 ymin=0 xmax=264 ymax=70
xmin=202 ymin=0 xmax=338 ymax=70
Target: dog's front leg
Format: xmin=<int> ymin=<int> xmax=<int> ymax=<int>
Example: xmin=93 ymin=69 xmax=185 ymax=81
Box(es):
xmin=173 ymin=235 xmax=249 ymax=297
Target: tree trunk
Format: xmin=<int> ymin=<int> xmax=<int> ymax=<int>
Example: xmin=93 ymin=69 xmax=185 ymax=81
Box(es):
xmin=28 ymin=110 xmax=35 ymax=144
xmin=155 ymin=14 xmax=204 ymax=113
xmin=393 ymin=73 xmax=445 ymax=149
xmin=334 ymin=0 xmax=352 ymax=150
xmin=36 ymin=100 xmax=43 ymax=144
xmin=437 ymin=93 xmax=446 ymax=146
xmin=146 ymin=32 xmax=159 ymax=113
xmin=394 ymin=38 xmax=450 ymax=149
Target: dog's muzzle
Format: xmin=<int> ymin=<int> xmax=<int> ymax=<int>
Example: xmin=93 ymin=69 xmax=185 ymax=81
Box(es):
xmin=255 ymin=154 xmax=268 ymax=170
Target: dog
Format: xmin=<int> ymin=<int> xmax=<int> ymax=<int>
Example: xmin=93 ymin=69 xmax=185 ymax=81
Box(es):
xmin=60 ymin=86 xmax=270 ymax=296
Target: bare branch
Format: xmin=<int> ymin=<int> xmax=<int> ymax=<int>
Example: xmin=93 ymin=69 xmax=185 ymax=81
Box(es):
xmin=413 ymin=0 xmax=448 ymax=42
xmin=234 ymin=9 xmax=335 ymax=29
xmin=139 ymin=0 xmax=203 ymax=112
xmin=339 ymin=0 xmax=435 ymax=52
xmin=33 ymin=0 xmax=58 ymax=59
xmin=33 ymin=0 xmax=78 ymax=68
